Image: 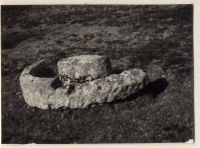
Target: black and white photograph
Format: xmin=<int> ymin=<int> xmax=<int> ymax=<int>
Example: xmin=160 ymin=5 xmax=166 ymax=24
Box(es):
xmin=1 ymin=3 xmax=195 ymax=144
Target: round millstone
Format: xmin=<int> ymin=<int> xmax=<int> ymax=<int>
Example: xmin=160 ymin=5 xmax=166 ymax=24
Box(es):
xmin=57 ymin=55 xmax=112 ymax=82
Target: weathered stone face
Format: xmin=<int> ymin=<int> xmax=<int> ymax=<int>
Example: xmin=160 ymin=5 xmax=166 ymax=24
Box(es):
xmin=20 ymin=55 xmax=149 ymax=109
xmin=57 ymin=55 xmax=112 ymax=83
xmin=20 ymin=60 xmax=56 ymax=109
xmin=49 ymin=68 xmax=148 ymax=109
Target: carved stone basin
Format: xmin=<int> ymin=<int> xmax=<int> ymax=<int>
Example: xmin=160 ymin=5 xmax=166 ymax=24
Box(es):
xmin=20 ymin=55 xmax=149 ymax=109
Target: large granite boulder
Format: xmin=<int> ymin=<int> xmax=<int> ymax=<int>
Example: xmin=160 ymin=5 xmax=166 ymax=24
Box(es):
xmin=20 ymin=55 xmax=149 ymax=109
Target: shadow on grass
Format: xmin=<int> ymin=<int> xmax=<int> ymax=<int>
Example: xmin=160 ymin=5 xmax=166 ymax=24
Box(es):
xmin=110 ymin=78 xmax=169 ymax=105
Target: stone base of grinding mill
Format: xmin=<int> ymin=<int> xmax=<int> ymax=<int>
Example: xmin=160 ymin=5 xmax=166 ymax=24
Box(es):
xmin=20 ymin=55 xmax=149 ymax=109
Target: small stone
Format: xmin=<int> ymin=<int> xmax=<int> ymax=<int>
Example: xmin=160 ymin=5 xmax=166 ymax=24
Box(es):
xmin=146 ymin=63 xmax=165 ymax=82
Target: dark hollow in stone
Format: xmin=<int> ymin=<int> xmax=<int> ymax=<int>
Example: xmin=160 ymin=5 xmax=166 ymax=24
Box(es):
xmin=29 ymin=62 xmax=56 ymax=78
xmin=51 ymin=77 xmax=62 ymax=89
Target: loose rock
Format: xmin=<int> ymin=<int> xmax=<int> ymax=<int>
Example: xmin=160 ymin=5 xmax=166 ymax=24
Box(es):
xmin=146 ymin=63 xmax=165 ymax=82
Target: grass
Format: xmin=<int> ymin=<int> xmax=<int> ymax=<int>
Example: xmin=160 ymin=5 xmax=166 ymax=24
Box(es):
xmin=1 ymin=5 xmax=194 ymax=143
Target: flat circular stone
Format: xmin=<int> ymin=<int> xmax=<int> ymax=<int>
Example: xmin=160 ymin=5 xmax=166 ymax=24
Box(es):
xmin=57 ymin=55 xmax=112 ymax=81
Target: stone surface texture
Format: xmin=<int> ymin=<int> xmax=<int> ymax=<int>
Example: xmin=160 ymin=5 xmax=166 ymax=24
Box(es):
xmin=49 ymin=68 xmax=148 ymax=109
xmin=57 ymin=55 xmax=112 ymax=82
xmin=20 ymin=60 xmax=56 ymax=109
xmin=20 ymin=55 xmax=149 ymax=109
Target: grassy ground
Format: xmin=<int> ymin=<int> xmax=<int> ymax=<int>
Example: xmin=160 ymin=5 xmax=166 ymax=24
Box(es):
xmin=1 ymin=5 xmax=194 ymax=143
